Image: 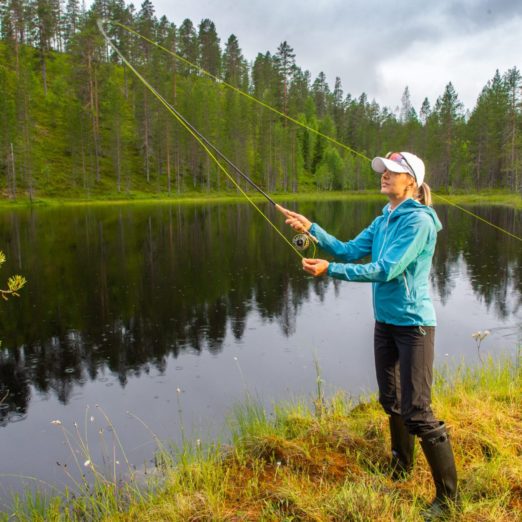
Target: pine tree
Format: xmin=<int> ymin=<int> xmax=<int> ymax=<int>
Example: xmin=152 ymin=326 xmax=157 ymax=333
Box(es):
xmin=31 ymin=0 xmax=60 ymax=95
xmin=63 ymin=0 xmax=81 ymax=47
xmin=135 ymin=0 xmax=157 ymax=183
xmin=273 ymin=40 xmax=295 ymax=115
xmin=68 ymin=11 xmax=105 ymax=186
xmin=400 ymin=86 xmax=415 ymax=123
xmin=222 ymin=34 xmax=249 ymax=190
xmin=332 ymin=77 xmax=344 ymax=132
xmin=198 ymin=18 xmax=220 ymax=77
xmin=287 ymin=66 xmax=310 ymax=116
xmin=223 ymin=34 xmax=244 ymax=87
xmin=468 ymin=71 xmax=508 ymax=189
xmin=178 ymin=18 xmax=198 ymax=75
xmin=503 ymin=67 xmax=521 ymax=191
xmin=312 ymin=71 xmax=329 ymax=118
xmin=419 ymin=97 xmax=431 ymax=125
xmin=431 ymin=82 xmax=464 ymax=187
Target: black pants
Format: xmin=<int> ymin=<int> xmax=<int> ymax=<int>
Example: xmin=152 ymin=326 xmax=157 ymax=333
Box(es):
xmin=374 ymin=321 xmax=440 ymax=437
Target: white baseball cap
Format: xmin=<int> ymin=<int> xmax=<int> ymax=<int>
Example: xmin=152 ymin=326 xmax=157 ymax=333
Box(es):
xmin=371 ymin=151 xmax=425 ymax=187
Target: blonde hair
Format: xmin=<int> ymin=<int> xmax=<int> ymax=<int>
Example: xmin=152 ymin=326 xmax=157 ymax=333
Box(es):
xmin=416 ymin=183 xmax=432 ymax=206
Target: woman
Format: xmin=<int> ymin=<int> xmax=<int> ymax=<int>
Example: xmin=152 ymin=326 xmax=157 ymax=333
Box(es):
xmin=277 ymin=152 xmax=457 ymax=520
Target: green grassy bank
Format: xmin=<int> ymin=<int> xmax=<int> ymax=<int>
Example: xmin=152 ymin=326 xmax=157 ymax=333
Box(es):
xmin=0 ymin=190 xmax=521 ymax=210
xmin=3 ymin=356 xmax=521 ymax=521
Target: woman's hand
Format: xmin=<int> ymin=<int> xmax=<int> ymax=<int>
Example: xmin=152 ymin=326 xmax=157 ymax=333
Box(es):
xmin=276 ymin=204 xmax=312 ymax=233
xmin=302 ymin=258 xmax=329 ymax=277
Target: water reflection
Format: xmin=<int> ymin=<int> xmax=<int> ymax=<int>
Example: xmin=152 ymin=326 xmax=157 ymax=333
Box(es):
xmin=0 ymin=200 xmax=520 ymax=426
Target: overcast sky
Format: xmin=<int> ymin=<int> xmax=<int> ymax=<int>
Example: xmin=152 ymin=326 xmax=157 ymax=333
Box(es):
xmin=114 ymin=0 xmax=522 ymax=113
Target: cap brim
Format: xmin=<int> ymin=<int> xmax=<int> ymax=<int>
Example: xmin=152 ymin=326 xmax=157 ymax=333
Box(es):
xmin=371 ymin=157 xmax=413 ymax=175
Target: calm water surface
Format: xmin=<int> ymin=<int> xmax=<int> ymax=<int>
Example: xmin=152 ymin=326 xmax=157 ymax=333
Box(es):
xmin=0 ymin=199 xmax=520 ymax=503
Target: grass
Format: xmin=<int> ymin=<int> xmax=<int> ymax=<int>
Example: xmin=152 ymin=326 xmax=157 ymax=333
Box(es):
xmin=2 ymin=355 xmax=520 ymax=521
xmin=432 ymin=191 xmax=522 ymax=210
xmin=0 ymin=189 xmax=520 ymax=210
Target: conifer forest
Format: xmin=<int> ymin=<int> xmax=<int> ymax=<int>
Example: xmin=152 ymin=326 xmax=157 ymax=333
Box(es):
xmin=1 ymin=0 xmax=521 ymax=198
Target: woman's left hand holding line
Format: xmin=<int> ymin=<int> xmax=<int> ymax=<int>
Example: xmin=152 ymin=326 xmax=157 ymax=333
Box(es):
xmin=302 ymin=258 xmax=329 ymax=276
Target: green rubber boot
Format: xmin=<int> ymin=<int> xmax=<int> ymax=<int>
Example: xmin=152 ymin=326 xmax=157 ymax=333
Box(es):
xmin=420 ymin=422 xmax=458 ymax=520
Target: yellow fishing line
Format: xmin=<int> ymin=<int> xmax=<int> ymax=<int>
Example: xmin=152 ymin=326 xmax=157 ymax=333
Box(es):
xmin=433 ymin=194 xmax=522 ymax=242
xmin=98 ymin=21 xmax=305 ymax=259
xmin=104 ymin=21 xmax=521 ymax=244
xmin=112 ymin=21 xmax=370 ymax=163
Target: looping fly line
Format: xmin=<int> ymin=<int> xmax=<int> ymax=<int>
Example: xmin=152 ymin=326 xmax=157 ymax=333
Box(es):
xmin=97 ymin=19 xmax=308 ymax=259
xmin=99 ymin=20 xmax=521 ymax=244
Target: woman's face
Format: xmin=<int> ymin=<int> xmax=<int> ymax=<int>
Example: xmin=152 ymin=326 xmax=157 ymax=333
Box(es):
xmin=380 ymin=169 xmax=415 ymax=198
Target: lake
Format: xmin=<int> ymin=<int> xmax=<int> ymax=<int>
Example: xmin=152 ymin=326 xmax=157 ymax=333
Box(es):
xmin=0 ymin=198 xmax=520 ymax=504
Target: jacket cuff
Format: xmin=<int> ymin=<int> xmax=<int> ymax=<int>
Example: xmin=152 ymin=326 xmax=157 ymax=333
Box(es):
xmin=309 ymin=223 xmax=319 ymax=235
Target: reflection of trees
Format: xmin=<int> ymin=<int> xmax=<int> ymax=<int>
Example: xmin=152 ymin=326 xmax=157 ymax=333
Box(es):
xmin=0 ymin=350 xmax=30 ymax=426
xmin=431 ymin=205 xmax=521 ymax=316
xmin=0 ymin=201 xmax=519 ymax=424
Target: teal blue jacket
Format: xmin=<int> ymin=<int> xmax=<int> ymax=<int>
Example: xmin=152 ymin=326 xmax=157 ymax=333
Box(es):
xmin=309 ymin=198 xmax=443 ymax=326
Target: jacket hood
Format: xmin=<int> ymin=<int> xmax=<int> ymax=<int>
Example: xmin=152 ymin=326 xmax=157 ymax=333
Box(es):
xmin=383 ymin=198 xmax=443 ymax=232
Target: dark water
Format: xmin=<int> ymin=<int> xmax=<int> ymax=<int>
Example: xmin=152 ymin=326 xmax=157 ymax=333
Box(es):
xmin=0 ymin=200 xmax=520 ymax=503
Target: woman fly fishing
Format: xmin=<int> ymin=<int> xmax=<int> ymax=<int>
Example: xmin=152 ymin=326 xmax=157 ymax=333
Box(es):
xmin=278 ymin=152 xmax=458 ymax=520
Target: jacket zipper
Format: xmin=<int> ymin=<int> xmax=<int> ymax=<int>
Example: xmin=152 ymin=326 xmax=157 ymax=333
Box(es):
xmin=373 ymin=210 xmax=393 ymax=317
xmin=378 ymin=212 xmax=393 ymax=259
xmin=402 ymin=272 xmax=411 ymax=298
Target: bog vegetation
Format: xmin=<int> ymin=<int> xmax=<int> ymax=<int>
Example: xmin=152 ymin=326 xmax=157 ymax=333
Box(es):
xmin=0 ymin=1 xmax=521 ymax=198
xmin=2 ymin=357 xmax=521 ymax=521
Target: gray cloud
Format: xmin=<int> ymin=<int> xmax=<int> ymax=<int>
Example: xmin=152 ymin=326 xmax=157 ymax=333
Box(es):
xmin=106 ymin=0 xmax=522 ymax=110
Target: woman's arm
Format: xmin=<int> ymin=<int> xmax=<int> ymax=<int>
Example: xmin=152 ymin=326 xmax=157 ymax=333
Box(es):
xmin=327 ymin=214 xmax=432 ymax=282
xmin=310 ymin=220 xmax=378 ymax=262
xmin=277 ymin=204 xmax=378 ymax=262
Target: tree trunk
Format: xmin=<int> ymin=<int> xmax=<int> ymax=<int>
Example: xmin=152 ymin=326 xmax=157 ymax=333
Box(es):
xmin=87 ymin=52 xmax=101 ymax=182
xmin=176 ymin=152 xmax=181 ymax=193
xmin=39 ymin=48 xmax=48 ymax=96
xmin=22 ymin=93 xmax=32 ymax=201
xmin=115 ymin=118 xmax=122 ymax=193
xmin=143 ymin=91 xmax=151 ymax=183
xmin=9 ymin=143 xmax=17 ymax=198
xmin=166 ymin=132 xmax=171 ymax=194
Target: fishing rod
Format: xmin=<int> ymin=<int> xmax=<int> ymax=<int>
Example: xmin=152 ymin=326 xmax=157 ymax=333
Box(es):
xmin=97 ymin=19 xmax=317 ymax=257
xmin=166 ymin=103 xmax=319 ymax=250
xmin=154 ymin=89 xmax=319 ymax=250
xmin=166 ymin=107 xmax=319 ymax=247
xmin=103 ymin=20 xmax=521 ymax=244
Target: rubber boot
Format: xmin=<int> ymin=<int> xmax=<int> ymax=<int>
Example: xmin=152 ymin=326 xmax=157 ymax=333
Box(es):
xmin=389 ymin=413 xmax=415 ymax=480
xmin=420 ymin=422 xmax=458 ymax=520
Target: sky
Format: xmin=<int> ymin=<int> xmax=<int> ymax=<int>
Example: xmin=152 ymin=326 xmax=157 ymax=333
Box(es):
xmin=108 ymin=0 xmax=522 ymax=113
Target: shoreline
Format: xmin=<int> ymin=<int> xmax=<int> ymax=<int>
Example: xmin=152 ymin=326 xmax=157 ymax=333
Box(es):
xmin=2 ymin=357 xmax=520 ymax=521
xmin=0 ymin=190 xmax=521 ymax=210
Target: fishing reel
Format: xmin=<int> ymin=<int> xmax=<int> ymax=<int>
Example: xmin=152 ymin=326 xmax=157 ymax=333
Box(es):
xmin=292 ymin=233 xmax=311 ymax=251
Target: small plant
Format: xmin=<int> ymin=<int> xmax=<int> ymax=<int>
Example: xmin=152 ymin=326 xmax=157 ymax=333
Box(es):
xmin=471 ymin=330 xmax=490 ymax=364
xmin=0 ymin=250 xmax=26 ymax=301
xmin=313 ymin=355 xmax=326 ymax=418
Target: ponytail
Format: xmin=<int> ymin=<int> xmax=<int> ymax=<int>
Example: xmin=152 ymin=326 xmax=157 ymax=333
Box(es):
xmin=416 ymin=183 xmax=432 ymax=206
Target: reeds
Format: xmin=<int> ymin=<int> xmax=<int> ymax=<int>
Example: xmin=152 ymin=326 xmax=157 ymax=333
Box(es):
xmin=2 ymin=355 xmax=520 ymax=521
